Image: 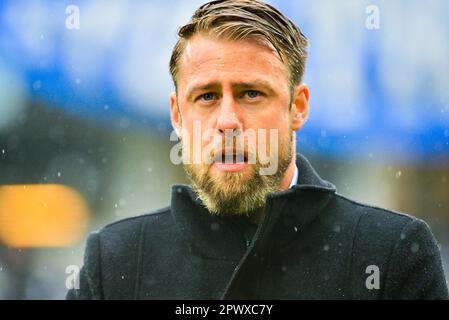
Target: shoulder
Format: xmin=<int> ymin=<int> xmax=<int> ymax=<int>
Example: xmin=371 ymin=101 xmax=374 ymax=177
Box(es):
xmin=87 ymin=206 xmax=173 ymax=255
xmin=327 ymin=194 xmax=447 ymax=299
xmin=83 ymin=206 xmax=173 ymax=272
xmin=325 ymin=192 xmax=438 ymax=257
xmin=332 ymin=192 xmax=418 ymax=237
xmin=330 ymin=192 xmax=440 ymax=264
xmin=101 ymin=206 xmax=171 ymax=234
xmin=73 ymin=206 xmax=173 ymax=299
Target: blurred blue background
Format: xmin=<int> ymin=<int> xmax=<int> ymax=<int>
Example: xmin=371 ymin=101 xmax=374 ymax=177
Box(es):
xmin=0 ymin=0 xmax=448 ymax=299
xmin=1 ymin=0 xmax=448 ymax=162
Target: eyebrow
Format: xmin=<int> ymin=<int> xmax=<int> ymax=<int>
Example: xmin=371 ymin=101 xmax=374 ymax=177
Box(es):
xmin=233 ymin=81 xmax=275 ymax=94
xmin=186 ymin=82 xmax=221 ymax=101
xmin=186 ymin=80 xmax=275 ymax=101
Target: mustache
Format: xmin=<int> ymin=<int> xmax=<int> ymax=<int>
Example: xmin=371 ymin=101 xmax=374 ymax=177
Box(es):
xmin=204 ymin=144 xmax=257 ymax=164
xmin=213 ymin=148 xmax=247 ymax=163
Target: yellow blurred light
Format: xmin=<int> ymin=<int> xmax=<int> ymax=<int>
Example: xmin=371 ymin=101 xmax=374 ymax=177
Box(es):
xmin=0 ymin=184 xmax=89 ymax=248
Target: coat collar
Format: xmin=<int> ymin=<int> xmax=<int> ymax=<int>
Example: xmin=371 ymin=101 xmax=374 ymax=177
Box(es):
xmin=170 ymin=153 xmax=337 ymax=261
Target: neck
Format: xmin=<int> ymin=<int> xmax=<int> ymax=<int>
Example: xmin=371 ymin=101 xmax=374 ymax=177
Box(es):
xmin=280 ymin=132 xmax=297 ymax=191
xmin=279 ymin=153 xmax=297 ymax=191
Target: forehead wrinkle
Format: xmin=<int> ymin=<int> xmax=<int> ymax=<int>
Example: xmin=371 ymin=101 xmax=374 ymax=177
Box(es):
xmin=179 ymin=35 xmax=291 ymax=95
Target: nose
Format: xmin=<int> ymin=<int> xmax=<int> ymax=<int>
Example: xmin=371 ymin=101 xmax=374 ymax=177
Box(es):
xmin=216 ymin=95 xmax=242 ymax=135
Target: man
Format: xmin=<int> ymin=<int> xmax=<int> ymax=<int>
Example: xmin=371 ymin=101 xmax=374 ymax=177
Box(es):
xmin=67 ymin=0 xmax=448 ymax=299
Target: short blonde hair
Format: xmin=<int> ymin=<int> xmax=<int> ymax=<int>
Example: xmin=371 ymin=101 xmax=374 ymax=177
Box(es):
xmin=169 ymin=0 xmax=309 ymax=90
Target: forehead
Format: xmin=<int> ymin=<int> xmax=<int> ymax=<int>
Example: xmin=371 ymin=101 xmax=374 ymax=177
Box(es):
xmin=177 ymin=34 xmax=290 ymax=91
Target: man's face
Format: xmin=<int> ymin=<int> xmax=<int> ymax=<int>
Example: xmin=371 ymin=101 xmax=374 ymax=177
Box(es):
xmin=171 ymin=34 xmax=308 ymax=216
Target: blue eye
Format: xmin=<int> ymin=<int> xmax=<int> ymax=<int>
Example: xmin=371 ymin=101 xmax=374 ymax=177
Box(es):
xmin=200 ymin=93 xmax=216 ymax=101
xmin=245 ymin=90 xmax=262 ymax=99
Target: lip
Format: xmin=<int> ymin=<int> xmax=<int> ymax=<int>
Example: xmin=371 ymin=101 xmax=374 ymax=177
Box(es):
xmin=212 ymin=162 xmax=248 ymax=172
xmin=212 ymin=148 xmax=248 ymax=172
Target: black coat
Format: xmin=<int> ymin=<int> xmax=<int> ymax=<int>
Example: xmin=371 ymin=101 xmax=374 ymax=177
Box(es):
xmin=67 ymin=154 xmax=448 ymax=299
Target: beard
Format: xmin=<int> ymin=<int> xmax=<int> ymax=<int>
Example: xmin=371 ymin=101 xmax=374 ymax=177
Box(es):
xmin=183 ymin=130 xmax=293 ymax=217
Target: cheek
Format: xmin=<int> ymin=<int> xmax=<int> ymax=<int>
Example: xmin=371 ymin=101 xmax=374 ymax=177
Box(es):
xmin=252 ymin=114 xmax=291 ymax=152
xmin=250 ymin=111 xmax=290 ymax=137
xmin=184 ymin=112 xmax=219 ymax=142
xmin=180 ymin=120 xmax=216 ymax=157
xmin=249 ymin=100 xmax=290 ymax=127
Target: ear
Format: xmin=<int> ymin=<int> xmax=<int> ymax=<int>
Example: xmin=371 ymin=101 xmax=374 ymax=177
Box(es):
xmin=290 ymin=83 xmax=309 ymax=131
xmin=170 ymin=91 xmax=182 ymax=137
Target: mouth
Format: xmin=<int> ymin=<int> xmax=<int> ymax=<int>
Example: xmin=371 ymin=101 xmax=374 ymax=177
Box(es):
xmin=214 ymin=148 xmax=248 ymax=163
xmin=212 ymin=149 xmax=249 ymax=172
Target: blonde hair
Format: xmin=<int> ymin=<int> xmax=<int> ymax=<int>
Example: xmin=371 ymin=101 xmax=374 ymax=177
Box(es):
xmin=169 ymin=0 xmax=309 ymax=90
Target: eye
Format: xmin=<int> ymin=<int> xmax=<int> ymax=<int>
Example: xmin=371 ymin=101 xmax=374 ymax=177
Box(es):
xmin=199 ymin=92 xmax=217 ymax=102
xmin=245 ymin=90 xmax=262 ymax=99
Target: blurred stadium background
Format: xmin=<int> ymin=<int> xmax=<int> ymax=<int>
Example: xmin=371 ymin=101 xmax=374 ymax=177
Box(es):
xmin=0 ymin=0 xmax=448 ymax=299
